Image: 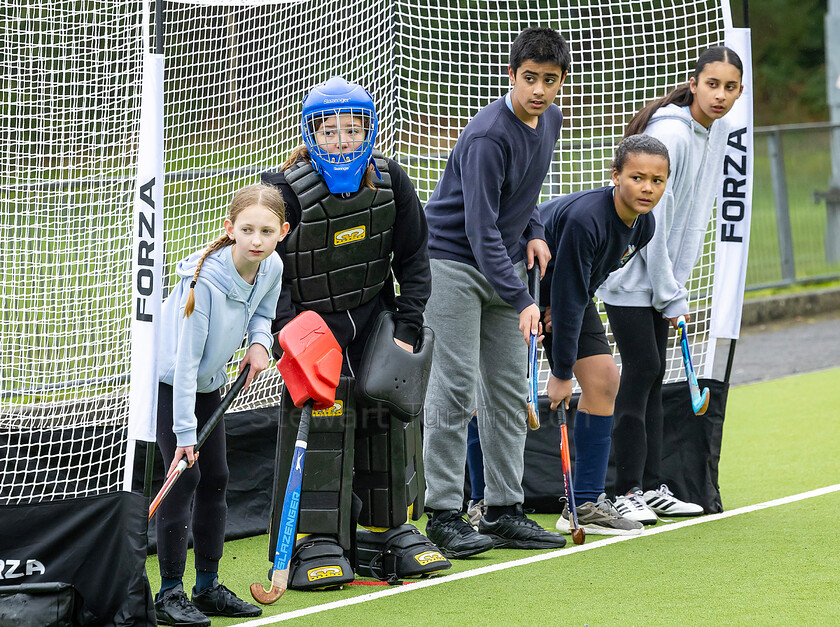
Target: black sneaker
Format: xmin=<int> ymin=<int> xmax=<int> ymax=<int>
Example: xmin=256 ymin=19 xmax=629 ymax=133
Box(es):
xmin=191 ymin=579 xmax=262 ymax=618
xmin=479 ymin=504 xmax=567 ymax=549
xmin=155 ymin=583 xmax=210 ymax=627
xmin=425 ymin=510 xmax=495 ymax=559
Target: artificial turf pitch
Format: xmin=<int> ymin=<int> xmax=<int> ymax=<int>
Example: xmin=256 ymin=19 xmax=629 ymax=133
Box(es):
xmin=146 ymin=368 xmax=840 ymax=625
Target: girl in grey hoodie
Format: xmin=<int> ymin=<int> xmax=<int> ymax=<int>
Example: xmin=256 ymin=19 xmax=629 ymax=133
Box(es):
xmin=153 ymin=184 xmax=288 ymax=626
xmin=596 ymin=46 xmax=743 ymax=523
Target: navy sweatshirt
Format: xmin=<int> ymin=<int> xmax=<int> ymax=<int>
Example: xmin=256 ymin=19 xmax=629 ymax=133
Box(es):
xmin=540 ymin=186 xmax=655 ymax=379
xmin=425 ymin=97 xmax=563 ymax=313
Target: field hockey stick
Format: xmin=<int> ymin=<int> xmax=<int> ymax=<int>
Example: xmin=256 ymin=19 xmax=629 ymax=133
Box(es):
xmin=250 ymin=399 xmax=312 ymax=604
xmin=677 ymin=316 xmax=710 ymax=415
xmin=148 ymin=364 xmax=251 ymax=519
xmin=250 ymin=310 xmax=342 ymax=603
xmin=557 ymin=403 xmax=585 ymax=545
xmin=526 ymin=265 xmax=541 ymax=430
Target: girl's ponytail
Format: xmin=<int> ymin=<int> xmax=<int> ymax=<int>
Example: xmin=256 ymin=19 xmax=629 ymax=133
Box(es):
xmin=183 ymin=235 xmax=234 ymax=318
xmin=623 ymin=84 xmax=693 ymax=138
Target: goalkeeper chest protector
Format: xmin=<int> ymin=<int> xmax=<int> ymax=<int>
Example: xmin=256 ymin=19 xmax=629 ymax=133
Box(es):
xmin=284 ymin=152 xmax=395 ymax=313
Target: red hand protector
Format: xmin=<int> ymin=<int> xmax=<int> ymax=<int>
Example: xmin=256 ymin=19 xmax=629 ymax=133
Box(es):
xmin=276 ymin=311 xmax=342 ymax=410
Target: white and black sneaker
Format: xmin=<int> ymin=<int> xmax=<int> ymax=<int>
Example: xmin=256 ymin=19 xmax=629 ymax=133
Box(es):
xmin=643 ymin=484 xmax=704 ymax=517
xmin=614 ymin=488 xmax=658 ymax=525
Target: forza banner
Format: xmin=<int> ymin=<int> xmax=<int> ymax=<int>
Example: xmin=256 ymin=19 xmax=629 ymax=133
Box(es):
xmin=128 ymin=52 xmax=164 ymax=445
xmin=710 ymin=27 xmax=754 ymax=340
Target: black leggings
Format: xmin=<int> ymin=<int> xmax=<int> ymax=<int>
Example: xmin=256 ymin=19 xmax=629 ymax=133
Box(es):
xmin=156 ymin=383 xmax=228 ymax=579
xmin=605 ymin=305 xmax=670 ymax=495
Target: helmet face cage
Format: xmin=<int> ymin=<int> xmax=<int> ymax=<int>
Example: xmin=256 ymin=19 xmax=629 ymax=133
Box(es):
xmin=301 ymin=78 xmax=379 ymax=194
xmin=304 ymin=107 xmax=375 ymax=165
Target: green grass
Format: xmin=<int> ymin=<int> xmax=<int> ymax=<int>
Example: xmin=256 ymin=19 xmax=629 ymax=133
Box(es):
xmin=145 ymin=368 xmax=840 ymax=625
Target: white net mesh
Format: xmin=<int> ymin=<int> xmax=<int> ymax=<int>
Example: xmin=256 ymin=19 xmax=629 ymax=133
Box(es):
xmin=0 ymin=1 xmax=142 ymax=503
xmin=1 ymin=0 xmax=728 ymax=504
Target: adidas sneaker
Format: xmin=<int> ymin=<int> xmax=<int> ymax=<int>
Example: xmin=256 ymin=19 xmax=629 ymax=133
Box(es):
xmin=614 ymin=488 xmax=658 ymax=525
xmin=643 ymin=484 xmax=704 ymax=516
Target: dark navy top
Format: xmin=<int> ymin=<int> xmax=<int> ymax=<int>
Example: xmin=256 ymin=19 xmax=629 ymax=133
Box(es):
xmin=540 ymin=186 xmax=655 ymax=378
xmin=425 ymin=97 xmax=563 ymax=312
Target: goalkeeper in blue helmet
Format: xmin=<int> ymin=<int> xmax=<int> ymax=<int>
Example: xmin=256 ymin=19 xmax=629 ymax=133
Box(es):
xmin=261 ymin=76 xmax=448 ymax=589
xmin=299 ymin=76 xmax=380 ymax=194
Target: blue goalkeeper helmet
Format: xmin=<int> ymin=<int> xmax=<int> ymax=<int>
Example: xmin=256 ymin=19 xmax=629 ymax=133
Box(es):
xmin=301 ymin=76 xmax=379 ymax=194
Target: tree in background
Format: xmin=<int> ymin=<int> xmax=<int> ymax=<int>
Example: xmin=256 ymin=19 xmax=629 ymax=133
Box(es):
xmin=730 ymin=0 xmax=828 ymax=125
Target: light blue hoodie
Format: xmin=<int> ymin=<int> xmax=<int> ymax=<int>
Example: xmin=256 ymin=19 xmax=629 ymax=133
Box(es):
xmin=158 ymin=244 xmax=283 ymax=447
xmin=597 ymin=104 xmax=730 ymax=317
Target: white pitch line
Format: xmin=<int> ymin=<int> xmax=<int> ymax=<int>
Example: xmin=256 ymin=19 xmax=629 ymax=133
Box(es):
xmin=240 ymin=483 xmax=840 ymax=625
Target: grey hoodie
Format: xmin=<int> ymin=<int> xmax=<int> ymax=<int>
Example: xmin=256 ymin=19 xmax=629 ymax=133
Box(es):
xmin=596 ymin=104 xmax=730 ymax=317
xmin=157 ymin=245 xmax=283 ymax=447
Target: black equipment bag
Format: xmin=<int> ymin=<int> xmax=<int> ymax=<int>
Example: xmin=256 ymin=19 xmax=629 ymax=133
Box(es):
xmin=0 ymin=582 xmax=84 ymax=627
xmin=0 ymin=491 xmax=155 ymax=626
xmin=660 ymin=378 xmax=729 ymax=514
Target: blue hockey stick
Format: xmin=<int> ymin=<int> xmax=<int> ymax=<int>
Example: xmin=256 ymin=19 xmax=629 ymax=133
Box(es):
xmin=677 ymin=316 xmax=710 ymax=415
xmin=526 ymin=265 xmax=541 ymax=430
xmin=250 ymin=399 xmax=312 ymax=603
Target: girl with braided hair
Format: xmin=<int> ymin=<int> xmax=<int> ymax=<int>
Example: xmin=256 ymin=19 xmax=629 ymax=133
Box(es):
xmin=154 ymin=183 xmax=288 ymax=627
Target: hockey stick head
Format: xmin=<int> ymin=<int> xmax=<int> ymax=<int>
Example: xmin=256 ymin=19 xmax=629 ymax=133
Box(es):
xmin=250 ymin=568 xmax=288 ymax=604
xmin=694 ymin=386 xmax=710 ymax=415
xmin=148 ymin=459 xmax=188 ymax=519
xmin=526 ymin=402 xmax=540 ymax=430
xmin=677 ymin=316 xmax=711 ymax=415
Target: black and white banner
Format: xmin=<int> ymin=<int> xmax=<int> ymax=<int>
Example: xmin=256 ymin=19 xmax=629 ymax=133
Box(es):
xmin=128 ymin=52 xmax=164 ymax=446
xmin=710 ymin=27 xmax=754 ymax=341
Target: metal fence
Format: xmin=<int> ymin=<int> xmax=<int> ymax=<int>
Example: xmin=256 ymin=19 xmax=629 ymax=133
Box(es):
xmin=747 ymin=121 xmax=840 ymax=290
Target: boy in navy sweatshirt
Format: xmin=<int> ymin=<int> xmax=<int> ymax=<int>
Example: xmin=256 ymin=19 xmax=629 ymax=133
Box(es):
xmin=540 ymin=135 xmax=669 ymax=536
xmin=423 ymin=27 xmax=570 ymax=557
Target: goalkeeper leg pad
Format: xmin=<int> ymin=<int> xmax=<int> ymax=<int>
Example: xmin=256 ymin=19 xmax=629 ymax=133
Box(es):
xmin=354 ymin=411 xmax=425 ymax=528
xmin=269 ymin=377 xmax=357 ymax=558
xmin=355 ymin=524 xmax=451 ymax=582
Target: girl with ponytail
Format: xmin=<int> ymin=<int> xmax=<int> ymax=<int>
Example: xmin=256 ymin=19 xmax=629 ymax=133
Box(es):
xmin=596 ymin=46 xmax=743 ymax=522
xmin=153 ymin=184 xmax=289 ymax=625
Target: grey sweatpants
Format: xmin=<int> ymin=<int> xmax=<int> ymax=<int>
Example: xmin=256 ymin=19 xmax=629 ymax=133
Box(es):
xmin=423 ymin=258 xmax=529 ymax=511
